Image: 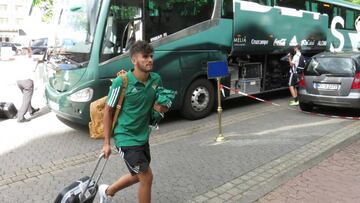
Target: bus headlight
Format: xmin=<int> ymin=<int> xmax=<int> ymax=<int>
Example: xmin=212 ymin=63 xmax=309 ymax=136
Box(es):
xmin=68 ymin=88 xmax=93 ymax=102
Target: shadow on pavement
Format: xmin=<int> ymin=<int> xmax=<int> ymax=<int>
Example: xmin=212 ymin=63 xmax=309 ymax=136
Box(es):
xmin=56 ymin=115 xmax=89 ymax=132
xmin=29 ymin=106 xmax=51 ymax=120
xmin=162 ymin=89 xmax=291 ymax=124
xmin=309 ymin=106 xmax=360 ymax=118
xmin=0 ymin=118 xmax=9 ymax=123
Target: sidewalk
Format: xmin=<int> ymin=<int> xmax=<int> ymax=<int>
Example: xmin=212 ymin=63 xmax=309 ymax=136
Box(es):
xmin=258 ymin=138 xmax=360 ymax=203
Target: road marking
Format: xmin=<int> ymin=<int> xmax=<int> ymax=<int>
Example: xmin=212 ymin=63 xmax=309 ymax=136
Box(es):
xmin=253 ymin=119 xmax=341 ymax=136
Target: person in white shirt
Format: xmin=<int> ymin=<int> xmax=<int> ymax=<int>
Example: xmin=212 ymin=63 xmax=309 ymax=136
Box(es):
xmin=287 ymin=45 xmax=302 ymax=106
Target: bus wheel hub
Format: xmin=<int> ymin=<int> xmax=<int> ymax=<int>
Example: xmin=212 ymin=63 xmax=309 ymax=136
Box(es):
xmin=191 ymin=87 xmax=209 ymax=112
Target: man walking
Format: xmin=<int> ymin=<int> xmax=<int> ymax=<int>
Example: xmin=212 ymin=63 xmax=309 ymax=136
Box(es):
xmin=287 ymin=45 xmax=303 ymax=106
xmin=16 ymin=57 xmax=40 ymax=122
xmin=99 ymin=40 xmax=168 ymax=203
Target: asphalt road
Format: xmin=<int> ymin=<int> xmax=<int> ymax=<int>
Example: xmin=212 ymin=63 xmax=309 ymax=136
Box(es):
xmin=0 ymin=56 xmax=359 ymax=203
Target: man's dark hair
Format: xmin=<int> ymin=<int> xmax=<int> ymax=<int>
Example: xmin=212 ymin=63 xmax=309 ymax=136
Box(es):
xmin=295 ymin=44 xmax=301 ymax=51
xmin=129 ymin=40 xmax=153 ymax=58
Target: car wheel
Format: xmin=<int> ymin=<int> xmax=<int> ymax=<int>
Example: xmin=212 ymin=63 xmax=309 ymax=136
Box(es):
xmin=181 ymin=78 xmax=215 ymax=120
xmin=299 ymin=102 xmax=313 ymax=112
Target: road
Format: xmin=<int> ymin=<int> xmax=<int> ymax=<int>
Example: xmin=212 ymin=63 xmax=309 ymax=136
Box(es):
xmin=0 ymin=56 xmax=359 ymax=203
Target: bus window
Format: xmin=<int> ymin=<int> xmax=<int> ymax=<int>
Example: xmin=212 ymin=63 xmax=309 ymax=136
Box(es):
xmin=305 ymin=1 xmax=310 ymax=11
xmin=242 ymin=0 xmax=266 ymax=5
xmin=311 ymin=2 xmax=318 ymax=12
xmin=100 ymin=0 xmax=143 ymax=62
xmin=276 ymin=0 xmax=306 ymax=10
xmin=222 ymin=0 xmax=233 ymax=19
xmin=145 ymin=0 xmax=214 ymax=42
xmin=317 ymin=2 xmax=333 ymax=27
xmin=346 ymin=9 xmax=355 ymax=30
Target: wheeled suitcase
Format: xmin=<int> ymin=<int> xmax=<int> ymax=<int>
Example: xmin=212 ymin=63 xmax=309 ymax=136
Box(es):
xmin=53 ymin=153 xmax=108 ymax=203
xmin=0 ymin=102 xmax=17 ymax=119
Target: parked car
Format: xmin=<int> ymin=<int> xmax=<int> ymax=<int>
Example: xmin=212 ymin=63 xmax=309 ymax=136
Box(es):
xmin=12 ymin=43 xmax=26 ymax=54
xmin=298 ymin=51 xmax=360 ymax=111
xmin=31 ymin=38 xmax=48 ymax=55
xmin=0 ymin=42 xmax=15 ymax=58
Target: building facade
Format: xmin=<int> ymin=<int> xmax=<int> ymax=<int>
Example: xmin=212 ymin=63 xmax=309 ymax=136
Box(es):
xmin=0 ymin=0 xmax=29 ymax=42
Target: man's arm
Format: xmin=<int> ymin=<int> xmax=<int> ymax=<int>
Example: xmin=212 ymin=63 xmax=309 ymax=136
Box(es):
xmin=102 ymin=104 xmax=114 ymax=159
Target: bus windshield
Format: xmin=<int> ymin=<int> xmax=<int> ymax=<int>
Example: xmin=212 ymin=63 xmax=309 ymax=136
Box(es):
xmin=101 ymin=0 xmax=143 ymax=60
xmin=49 ymin=0 xmax=101 ymax=64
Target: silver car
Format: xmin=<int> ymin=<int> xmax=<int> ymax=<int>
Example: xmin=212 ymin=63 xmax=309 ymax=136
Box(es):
xmin=298 ymin=51 xmax=360 ymax=111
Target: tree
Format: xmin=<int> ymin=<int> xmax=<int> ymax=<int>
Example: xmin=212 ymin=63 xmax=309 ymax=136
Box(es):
xmin=346 ymin=0 xmax=360 ymax=4
xmin=31 ymin=0 xmax=54 ymax=23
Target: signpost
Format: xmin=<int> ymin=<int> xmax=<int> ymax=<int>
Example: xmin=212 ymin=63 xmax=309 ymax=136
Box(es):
xmin=207 ymin=61 xmax=229 ymax=142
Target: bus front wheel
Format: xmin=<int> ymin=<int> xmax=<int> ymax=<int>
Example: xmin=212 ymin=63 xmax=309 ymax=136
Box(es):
xmin=181 ymin=78 xmax=215 ymax=120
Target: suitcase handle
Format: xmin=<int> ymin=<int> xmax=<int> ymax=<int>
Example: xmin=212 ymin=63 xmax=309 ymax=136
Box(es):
xmin=80 ymin=153 xmax=108 ymax=201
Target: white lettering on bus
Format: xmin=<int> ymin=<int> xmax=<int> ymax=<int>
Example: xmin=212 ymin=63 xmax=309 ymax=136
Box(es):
xmin=273 ymin=38 xmax=286 ymax=46
xmin=317 ymin=40 xmax=327 ymax=46
xmin=251 ymin=39 xmax=268 ymax=45
xmin=289 ymin=36 xmax=298 ymax=46
xmin=330 ymin=16 xmax=345 ymax=52
xmin=301 ymin=40 xmax=315 ymax=46
xmin=234 ymin=36 xmax=246 ymax=44
xmin=150 ymin=33 xmax=168 ymax=42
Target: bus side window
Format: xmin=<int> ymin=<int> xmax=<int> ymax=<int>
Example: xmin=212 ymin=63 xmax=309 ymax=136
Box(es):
xmin=276 ymin=0 xmax=306 ymax=10
xmin=222 ymin=0 xmax=233 ymax=19
xmin=145 ymin=0 xmax=214 ymax=42
xmin=311 ymin=2 xmax=318 ymax=12
xmin=305 ymin=1 xmax=311 ymax=11
xmin=346 ymin=9 xmax=355 ymax=30
xmin=242 ymin=0 xmax=266 ymax=5
xmin=317 ymin=3 xmax=333 ymax=27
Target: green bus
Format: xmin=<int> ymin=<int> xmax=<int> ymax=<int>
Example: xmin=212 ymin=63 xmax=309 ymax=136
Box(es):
xmin=40 ymin=0 xmax=360 ymax=124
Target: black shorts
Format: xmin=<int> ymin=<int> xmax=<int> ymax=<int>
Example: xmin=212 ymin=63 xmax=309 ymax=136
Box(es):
xmin=288 ymin=72 xmax=299 ymax=87
xmin=117 ymin=143 xmax=151 ymax=176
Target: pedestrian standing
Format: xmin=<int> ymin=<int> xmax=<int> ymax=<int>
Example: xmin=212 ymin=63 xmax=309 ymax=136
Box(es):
xmin=99 ymin=40 xmax=168 ymax=203
xmin=27 ymin=39 xmax=33 ymax=58
xmin=287 ymin=45 xmax=302 ymax=106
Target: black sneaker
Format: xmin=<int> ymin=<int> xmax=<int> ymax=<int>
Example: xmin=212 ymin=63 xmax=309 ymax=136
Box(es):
xmin=30 ymin=108 xmax=40 ymax=116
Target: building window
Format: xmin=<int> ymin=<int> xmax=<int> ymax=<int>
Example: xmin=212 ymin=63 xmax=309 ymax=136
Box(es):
xmin=0 ymin=4 xmax=7 ymax=11
xmin=16 ymin=5 xmax=23 ymax=11
xmin=16 ymin=18 xmax=24 ymax=25
xmin=0 ymin=18 xmax=9 ymax=24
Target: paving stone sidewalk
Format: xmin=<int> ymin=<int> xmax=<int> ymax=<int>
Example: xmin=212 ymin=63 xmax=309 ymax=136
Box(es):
xmin=258 ymin=136 xmax=360 ymax=203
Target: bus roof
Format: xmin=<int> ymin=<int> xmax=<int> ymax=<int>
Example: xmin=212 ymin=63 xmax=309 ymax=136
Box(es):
xmin=316 ymin=0 xmax=360 ymax=10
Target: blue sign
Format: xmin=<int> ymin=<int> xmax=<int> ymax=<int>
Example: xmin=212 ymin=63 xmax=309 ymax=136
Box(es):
xmin=207 ymin=61 xmax=229 ymax=79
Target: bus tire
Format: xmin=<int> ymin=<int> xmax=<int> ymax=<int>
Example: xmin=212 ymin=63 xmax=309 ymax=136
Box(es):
xmin=299 ymin=102 xmax=313 ymax=112
xmin=181 ymin=78 xmax=215 ymax=120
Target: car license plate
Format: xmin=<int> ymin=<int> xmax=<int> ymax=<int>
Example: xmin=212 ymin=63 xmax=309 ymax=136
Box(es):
xmin=313 ymin=83 xmax=340 ymax=90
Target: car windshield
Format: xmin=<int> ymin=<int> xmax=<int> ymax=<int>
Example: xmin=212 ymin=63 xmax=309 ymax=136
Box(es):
xmin=49 ymin=0 xmax=102 ymax=63
xmin=305 ymin=57 xmax=355 ymax=77
xmin=32 ymin=38 xmax=47 ymax=46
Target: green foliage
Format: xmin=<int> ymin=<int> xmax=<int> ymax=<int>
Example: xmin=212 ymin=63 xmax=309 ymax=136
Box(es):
xmin=32 ymin=0 xmax=54 ymax=23
xmin=151 ymin=0 xmax=209 ymax=16
xmin=346 ymin=0 xmax=360 ymax=4
xmin=110 ymin=5 xmax=139 ymax=20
